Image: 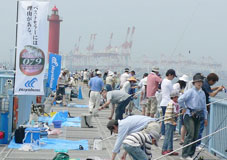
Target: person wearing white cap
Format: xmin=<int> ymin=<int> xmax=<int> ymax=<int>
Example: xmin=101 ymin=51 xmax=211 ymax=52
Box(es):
xmin=173 ymin=74 xmax=189 ymax=145
xmin=105 ymin=71 xmax=114 ymax=91
xmin=162 ymin=90 xmax=180 ymax=156
xmin=51 ymin=69 xmax=69 ymax=106
xmin=140 ymin=79 xmax=149 ymax=116
xmin=173 ymin=74 xmax=189 ymax=93
xmin=146 ymin=67 xmax=162 ymax=117
xmin=122 ymin=122 xmax=160 ymax=160
xmin=120 ymin=68 xmax=130 ymax=88
xmin=88 ymin=71 xmax=104 ymax=114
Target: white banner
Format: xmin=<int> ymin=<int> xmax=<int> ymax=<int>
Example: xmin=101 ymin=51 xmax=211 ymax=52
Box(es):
xmin=14 ymin=1 xmax=49 ymax=95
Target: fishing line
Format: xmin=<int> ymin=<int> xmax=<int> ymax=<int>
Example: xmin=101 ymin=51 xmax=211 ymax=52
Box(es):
xmin=153 ymin=125 xmax=227 ymax=160
xmin=157 ymin=98 xmax=227 ymax=122
xmin=193 ymin=110 xmax=227 ymax=160
xmin=171 ymin=0 xmax=201 ymax=56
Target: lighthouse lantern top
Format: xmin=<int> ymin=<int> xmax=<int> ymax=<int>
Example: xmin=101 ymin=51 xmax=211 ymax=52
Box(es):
xmin=52 ymin=6 xmax=58 ymax=15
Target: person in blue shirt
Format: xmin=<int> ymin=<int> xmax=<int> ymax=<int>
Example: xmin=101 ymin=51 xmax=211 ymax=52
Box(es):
xmin=106 ymin=115 xmax=157 ymax=160
xmin=178 ymin=73 xmax=208 ymax=159
xmin=88 ymin=71 xmax=104 ymax=114
xmin=196 ymin=73 xmax=224 ymax=148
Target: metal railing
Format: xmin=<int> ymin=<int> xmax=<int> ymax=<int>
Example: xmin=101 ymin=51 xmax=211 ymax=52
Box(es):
xmin=133 ymin=93 xmax=227 ymax=159
xmin=207 ymin=99 xmax=227 ymax=158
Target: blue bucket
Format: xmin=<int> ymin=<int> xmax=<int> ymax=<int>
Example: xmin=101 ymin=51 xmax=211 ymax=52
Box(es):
xmin=53 ymin=120 xmax=62 ymax=128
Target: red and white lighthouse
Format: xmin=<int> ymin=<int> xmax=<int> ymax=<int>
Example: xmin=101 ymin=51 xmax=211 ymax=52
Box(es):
xmin=48 ymin=6 xmax=62 ymax=54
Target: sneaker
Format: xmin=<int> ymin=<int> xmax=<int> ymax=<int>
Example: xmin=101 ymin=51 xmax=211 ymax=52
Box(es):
xmin=179 ymin=141 xmax=184 ymax=145
xmin=173 ymin=137 xmax=178 ymax=141
xmin=161 ymin=151 xmax=169 ymax=155
xmin=185 ymin=157 xmax=193 ymax=160
xmin=169 ymin=151 xmax=179 ymax=156
xmin=167 ymin=150 xmax=179 ymax=156
xmin=196 ymin=146 xmax=203 ymax=151
xmin=160 ymin=135 xmax=165 ymax=140
xmin=180 ymin=157 xmax=193 ymax=160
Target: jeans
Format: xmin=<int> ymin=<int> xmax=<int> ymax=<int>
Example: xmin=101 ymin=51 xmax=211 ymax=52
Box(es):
xmin=161 ymin=106 xmax=167 ymax=135
xmin=115 ymin=96 xmax=132 ymax=120
xmin=123 ymin=144 xmax=148 ymax=160
xmin=196 ymin=118 xmax=205 ymax=146
xmin=182 ymin=114 xmax=201 ymax=158
xmin=105 ymin=84 xmax=112 ymax=92
xmin=162 ymin=123 xmax=175 ymax=151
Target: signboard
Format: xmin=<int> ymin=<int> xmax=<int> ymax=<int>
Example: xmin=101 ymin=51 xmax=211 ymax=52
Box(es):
xmin=47 ymin=53 xmax=62 ymax=91
xmin=14 ymin=1 xmax=49 ymax=95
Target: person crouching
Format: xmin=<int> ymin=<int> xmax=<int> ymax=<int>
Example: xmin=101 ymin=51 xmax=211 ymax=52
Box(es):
xmin=122 ymin=122 xmax=161 ymax=160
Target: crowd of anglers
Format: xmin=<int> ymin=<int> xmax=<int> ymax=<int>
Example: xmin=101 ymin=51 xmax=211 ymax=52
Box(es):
xmin=53 ymin=67 xmax=225 ymax=160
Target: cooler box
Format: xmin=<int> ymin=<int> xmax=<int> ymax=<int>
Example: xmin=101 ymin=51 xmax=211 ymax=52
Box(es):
xmin=24 ymin=128 xmax=40 ymax=143
xmin=81 ymin=114 xmax=92 ymax=128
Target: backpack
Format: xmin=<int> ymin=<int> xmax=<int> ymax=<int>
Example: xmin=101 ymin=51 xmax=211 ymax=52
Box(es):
xmin=15 ymin=126 xmax=26 ymax=144
xmin=53 ymin=152 xmax=69 ymax=160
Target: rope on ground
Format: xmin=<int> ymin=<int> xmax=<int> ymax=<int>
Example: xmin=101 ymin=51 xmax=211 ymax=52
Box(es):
xmin=2 ymin=148 xmax=13 ymax=160
xmin=0 ymin=145 xmax=7 ymax=157
xmin=153 ymin=125 xmax=227 ymax=160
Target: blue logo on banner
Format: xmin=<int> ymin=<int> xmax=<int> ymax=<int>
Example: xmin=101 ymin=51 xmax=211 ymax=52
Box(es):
xmin=25 ymin=78 xmax=38 ymax=88
xmin=47 ymin=53 xmax=62 ymax=91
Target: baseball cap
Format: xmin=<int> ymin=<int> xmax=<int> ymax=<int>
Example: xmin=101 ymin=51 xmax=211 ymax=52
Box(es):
xmin=125 ymin=68 xmax=129 ymax=72
xmin=144 ymin=122 xmax=161 ymax=146
xmin=107 ymin=120 xmax=118 ymax=135
xmin=166 ymin=69 xmax=177 ymax=77
xmin=170 ymin=90 xmax=180 ymax=98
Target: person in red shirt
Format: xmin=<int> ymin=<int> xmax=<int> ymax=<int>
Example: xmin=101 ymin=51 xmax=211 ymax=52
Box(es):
xmin=146 ymin=67 xmax=162 ymax=117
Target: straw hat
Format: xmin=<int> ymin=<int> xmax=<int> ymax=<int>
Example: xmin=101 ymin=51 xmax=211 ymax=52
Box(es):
xmin=128 ymin=77 xmax=137 ymax=82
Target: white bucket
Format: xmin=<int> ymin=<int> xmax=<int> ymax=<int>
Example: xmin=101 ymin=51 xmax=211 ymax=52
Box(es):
xmin=93 ymin=138 xmax=103 ymax=150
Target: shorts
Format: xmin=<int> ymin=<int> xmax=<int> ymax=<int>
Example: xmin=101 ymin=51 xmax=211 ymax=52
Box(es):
xmin=83 ymin=80 xmax=88 ymax=84
xmin=57 ymin=87 xmax=65 ymax=95
xmin=147 ymin=97 xmax=157 ymax=115
xmin=140 ymin=103 xmax=148 ymax=109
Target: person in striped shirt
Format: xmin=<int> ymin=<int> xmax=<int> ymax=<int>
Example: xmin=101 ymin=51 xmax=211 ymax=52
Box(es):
xmin=162 ymin=90 xmax=180 ymax=156
xmin=122 ymin=122 xmax=160 ymax=160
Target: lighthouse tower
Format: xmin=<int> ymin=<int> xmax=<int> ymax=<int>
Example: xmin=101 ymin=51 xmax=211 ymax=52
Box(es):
xmin=48 ymin=6 xmax=62 ymax=54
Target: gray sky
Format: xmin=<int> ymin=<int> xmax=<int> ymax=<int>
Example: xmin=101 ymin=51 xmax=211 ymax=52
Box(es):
xmin=1 ymin=0 xmax=227 ymax=69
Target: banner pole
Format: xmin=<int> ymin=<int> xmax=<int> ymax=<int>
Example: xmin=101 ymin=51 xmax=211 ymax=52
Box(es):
xmin=13 ymin=0 xmax=19 ymax=94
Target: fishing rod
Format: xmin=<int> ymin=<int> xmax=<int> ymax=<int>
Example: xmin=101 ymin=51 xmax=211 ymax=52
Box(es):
xmin=157 ymin=97 xmax=227 ymax=122
xmin=153 ymin=125 xmax=227 ymax=160
xmin=193 ymin=113 xmax=227 ymax=160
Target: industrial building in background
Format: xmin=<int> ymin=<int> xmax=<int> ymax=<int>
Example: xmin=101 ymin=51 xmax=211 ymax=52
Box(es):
xmin=64 ymin=26 xmax=136 ymax=71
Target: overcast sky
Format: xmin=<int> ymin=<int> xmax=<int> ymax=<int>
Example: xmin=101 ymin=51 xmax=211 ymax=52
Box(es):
xmin=1 ymin=0 xmax=227 ymax=69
